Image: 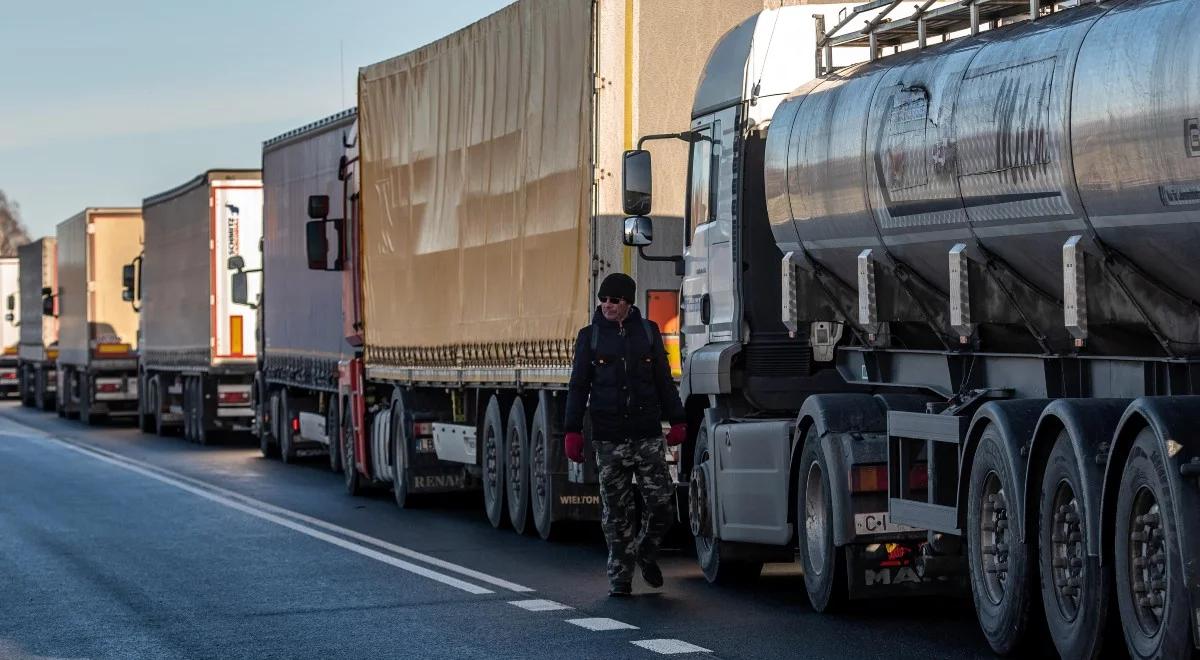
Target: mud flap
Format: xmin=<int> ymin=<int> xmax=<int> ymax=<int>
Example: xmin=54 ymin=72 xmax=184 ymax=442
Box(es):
xmin=845 ymin=540 xmax=966 ymax=600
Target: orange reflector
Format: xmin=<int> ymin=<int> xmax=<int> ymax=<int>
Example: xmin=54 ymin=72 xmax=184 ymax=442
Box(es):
xmin=47 ymin=349 xmax=59 ymax=360
xmin=95 ymin=343 xmax=131 ymax=355
xmin=646 ymin=290 xmax=682 ymax=378
xmin=851 ymin=464 xmax=888 ymax=493
xmin=230 ymin=315 xmax=243 ymax=356
xmin=3 ymin=346 xmax=16 ymax=356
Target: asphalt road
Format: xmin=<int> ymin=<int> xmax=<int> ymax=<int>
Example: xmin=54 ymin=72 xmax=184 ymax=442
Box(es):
xmin=0 ymin=401 xmax=1022 ymax=659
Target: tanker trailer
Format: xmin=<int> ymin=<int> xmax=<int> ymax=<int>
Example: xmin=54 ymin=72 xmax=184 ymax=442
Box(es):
xmin=624 ymin=0 xmax=1200 ymax=658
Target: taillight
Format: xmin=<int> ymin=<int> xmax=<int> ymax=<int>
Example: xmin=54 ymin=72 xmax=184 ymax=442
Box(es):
xmin=1 ymin=371 xmax=15 ymax=380
xmin=291 ymin=416 xmax=300 ymax=433
xmin=413 ymin=421 xmax=434 ymax=436
xmin=218 ymin=391 xmax=250 ymax=405
xmin=97 ymin=382 xmax=120 ymax=393
xmin=851 ymin=464 xmax=888 ymax=493
xmin=850 ymin=463 xmax=929 ymax=494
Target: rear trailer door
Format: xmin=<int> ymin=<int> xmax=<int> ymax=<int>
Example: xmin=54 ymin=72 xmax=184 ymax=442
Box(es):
xmin=212 ymin=183 xmax=262 ymax=361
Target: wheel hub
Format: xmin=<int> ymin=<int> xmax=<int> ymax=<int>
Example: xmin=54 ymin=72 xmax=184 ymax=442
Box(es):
xmin=1128 ymin=488 xmax=1166 ymax=636
xmin=688 ymin=462 xmax=710 ymax=538
xmin=979 ymin=471 xmax=1011 ymax=605
xmin=1049 ymin=482 xmax=1084 ymax=621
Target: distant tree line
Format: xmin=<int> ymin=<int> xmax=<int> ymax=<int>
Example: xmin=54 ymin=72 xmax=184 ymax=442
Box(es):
xmin=0 ymin=190 xmax=31 ymax=257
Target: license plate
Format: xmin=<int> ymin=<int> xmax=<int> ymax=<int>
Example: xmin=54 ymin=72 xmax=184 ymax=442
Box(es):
xmin=854 ymin=512 xmax=919 ymax=536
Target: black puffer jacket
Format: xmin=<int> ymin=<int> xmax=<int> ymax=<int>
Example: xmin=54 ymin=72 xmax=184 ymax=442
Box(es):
xmin=564 ymin=305 xmax=685 ymax=442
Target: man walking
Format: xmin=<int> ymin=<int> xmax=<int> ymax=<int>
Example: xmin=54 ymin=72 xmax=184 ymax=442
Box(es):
xmin=564 ymin=272 xmax=687 ymax=597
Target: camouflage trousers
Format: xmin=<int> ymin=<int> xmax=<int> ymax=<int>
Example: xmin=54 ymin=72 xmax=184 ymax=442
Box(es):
xmin=595 ymin=436 xmax=675 ymax=586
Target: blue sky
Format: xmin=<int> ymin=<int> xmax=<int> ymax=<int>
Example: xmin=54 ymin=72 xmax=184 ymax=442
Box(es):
xmin=0 ymin=0 xmax=511 ymax=239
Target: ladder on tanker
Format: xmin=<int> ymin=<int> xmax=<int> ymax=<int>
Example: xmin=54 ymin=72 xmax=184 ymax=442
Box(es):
xmin=816 ymin=0 xmax=1101 ymax=76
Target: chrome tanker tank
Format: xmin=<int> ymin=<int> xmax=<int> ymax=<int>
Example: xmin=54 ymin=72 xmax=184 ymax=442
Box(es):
xmin=767 ymin=0 xmax=1200 ymax=357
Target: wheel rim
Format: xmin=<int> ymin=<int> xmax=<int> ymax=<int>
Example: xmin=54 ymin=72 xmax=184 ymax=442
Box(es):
xmin=342 ymin=409 xmax=355 ymax=484
xmin=689 ymin=449 xmax=713 ymax=553
xmin=1127 ymin=486 xmax=1167 ymax=637
xmin=532 ymin=428 xmax=547 ymax=516
xmin=1049 ymin=479 xmax=1084 ymax=622
xmin=507 ymin=429 xmax=523 ymax=504
xmin=484 ymin=423 xmax=500 ymax=506
xmin=804 ymin=461 xmax=828 ymax=577
xmin=978 ymin=471 xmax=1011 ymax=605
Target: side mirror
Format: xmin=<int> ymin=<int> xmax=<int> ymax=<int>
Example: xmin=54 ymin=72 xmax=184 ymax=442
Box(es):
xmin=42 ymin=295 xmax=54 ymax=317
xmin=122 ymin=263 xmax=135 ymax=290
xmin=5 ymin=294 xmax=12 ymax=311
xmin=4 ymin=313 xmax=12 ymax=323
xmin=306 ymin=218 xmax=344 ymax=271
xmin=41 ymin=287 xmax=52 ymax=297
xmin=231 ymin=271 xmax=249 ymax=305
xmin=122 ymin=290 xmax=134 ymax=302
xmin=308 ymin=194 xmax=330 ymax=219
xmin=228 ymin=255 xmax=246 ymax=271
xmin=623 ymin=216 xmax=653 ymax=247
xmin=622 ymin=150 xmax=653 ymax=216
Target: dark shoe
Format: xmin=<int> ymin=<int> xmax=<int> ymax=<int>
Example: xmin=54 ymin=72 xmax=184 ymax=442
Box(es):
xmin=640 ymin=560 xmax=663 ymax=589
xmin=609 ymin=582 xmax=632 ymax=598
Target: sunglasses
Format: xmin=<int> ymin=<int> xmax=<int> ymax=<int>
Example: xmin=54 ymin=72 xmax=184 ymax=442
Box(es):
xmin=598 ymin=296 xmax=628 ymax=305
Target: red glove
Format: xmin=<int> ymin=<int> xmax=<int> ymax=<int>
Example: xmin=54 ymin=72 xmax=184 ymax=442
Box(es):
xmin=666 ymin=423 xmax=687 ymax=446
xmin=564 ymin=432 xmax=585 ymax=463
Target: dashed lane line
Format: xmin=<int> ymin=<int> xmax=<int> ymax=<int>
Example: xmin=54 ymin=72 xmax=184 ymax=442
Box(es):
xmin=566 ymin=618 xmax=638 ymax=631
xmin=0 ymin=417 xmax=534 ymax=594
xmin=631 ymin=639 xmax=713 ymax=655
xmin=508 ymin=599 xmax=573 ymax=612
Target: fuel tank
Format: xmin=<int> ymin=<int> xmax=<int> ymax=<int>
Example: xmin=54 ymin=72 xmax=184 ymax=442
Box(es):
xmin=766 ymin=0 xmax=1200 ymax=357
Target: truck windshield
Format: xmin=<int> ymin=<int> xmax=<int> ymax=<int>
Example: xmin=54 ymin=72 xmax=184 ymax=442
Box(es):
xmin=687 ymin=125 xmax=716 ymax=237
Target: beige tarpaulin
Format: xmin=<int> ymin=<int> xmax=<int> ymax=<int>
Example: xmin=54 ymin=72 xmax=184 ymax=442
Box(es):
xmin=359 ymin=0 xmax=591 ymax=366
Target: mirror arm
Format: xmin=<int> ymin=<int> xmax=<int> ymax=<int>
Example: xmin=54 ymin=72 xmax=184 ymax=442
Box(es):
xmin=636 ymin=131 xmax=704 ymax=150
xmin=637 ymin=246 xmax=686 ymax=277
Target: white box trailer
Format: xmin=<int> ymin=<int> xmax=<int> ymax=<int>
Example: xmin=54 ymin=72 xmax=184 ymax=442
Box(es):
xmin=55 ymin=208 xmax=143 ymax=424
xmin=135 ymin=170 xmax=263 ymax=444
xmin=0 ymin=256 xmax=20 ymax=395
xmin=17 ymin=238 xmax=57 ymax=409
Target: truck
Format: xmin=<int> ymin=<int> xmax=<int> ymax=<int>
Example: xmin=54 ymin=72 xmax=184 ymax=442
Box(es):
xmin=54 ymin=208 xmax=143 ymax=424
xmin=17 ymin=238 xmax=57 ymax=410
xmin=134 ymin=171 xmax=262 ymax=443
xmin=621 ymin=0 xmax=1200 ymax=658
xmin=295 ymin=0 xmax=803 ymax=539
xmin=0 ymin=256 xmax=20 ymax=396
xmin=253 ymin=110 xmax=355 ymax=465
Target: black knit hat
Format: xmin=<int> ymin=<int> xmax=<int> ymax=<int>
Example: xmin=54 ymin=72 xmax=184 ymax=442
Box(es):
xmin=598 ymin=272 xmax=636 ymax=304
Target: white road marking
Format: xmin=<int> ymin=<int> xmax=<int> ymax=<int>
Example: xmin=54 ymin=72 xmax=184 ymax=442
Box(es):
xmin=566 ymin=617 xmax=638 ymax=631
xmin=32 ymin=430 xmax=496 ymax=595
xmin=0 ymin=416 xmax=534 ymax=594
xmin=631 ymin=639 xmax=712 ymax=655
xmin=508 ymin=599 xmax=573 ymax=612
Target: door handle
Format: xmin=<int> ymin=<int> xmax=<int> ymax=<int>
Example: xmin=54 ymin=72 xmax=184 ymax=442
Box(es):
xmin=700 ymin=294 xmax=711 ymax=325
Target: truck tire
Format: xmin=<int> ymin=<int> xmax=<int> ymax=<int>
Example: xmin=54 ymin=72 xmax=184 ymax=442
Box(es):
xmin=1114 ymin=427 xmax=1192 ymax=660
xmin=78 ymin=372 xmax=93 ymax=425
xmin=506 ymin=397 xmax=532 ymax=535
xmin=797 ymin=429 xmax=844 ymax=611
xmin=192 ymin=377 xmax=209 ymax=446
xmin=278 ymin=389 xmax=296 ymax=464
xmin=63 ymin=370 xmax=78 ymax=420
xmin=529 ymin=396 xmax=557 ymax=541
xmin=693 ymin=425 xmax=763 ymax=585
xmin=342 ymin=403 xmax=363 ymax=496
xmin=182 ymin=378 xmax=196 ymax=443
xmin=967 ymin=425 xmax=1036 ymax=655
xmin=153 ymin=376 xmax=175 ymax=437
xmin=1038 ymin=431 xmax=1111 ymax=660
xmin=327 ymin=397 xmax=342 ymax=473
xmin=36 ymin=367 xmax=53 ymax=412
xmin=18 ymin=366 xmax=31 ymax=406
xmin=137 ymin=374 xmax=154 ymax=433
xmin=390 ymin=402 xmax=411 ymax=508
xmin=259 ymin=386 xmax=278 ymax=458
xmin=481 ymin=395 xmax=508 ymax=529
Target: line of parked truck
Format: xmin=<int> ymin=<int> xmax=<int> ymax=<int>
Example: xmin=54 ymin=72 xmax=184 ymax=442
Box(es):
xmin=13 ymin=0 xmax=1200 ymax=658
